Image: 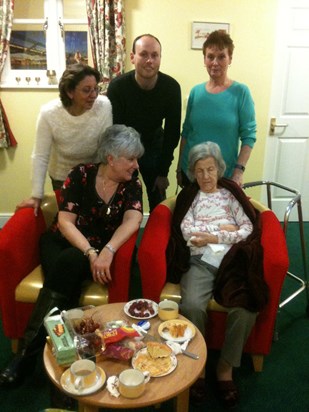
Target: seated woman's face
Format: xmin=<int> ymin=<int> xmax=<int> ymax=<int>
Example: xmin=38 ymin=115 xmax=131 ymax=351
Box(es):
xmin=194 ymin=157 xmax=218 ymax=193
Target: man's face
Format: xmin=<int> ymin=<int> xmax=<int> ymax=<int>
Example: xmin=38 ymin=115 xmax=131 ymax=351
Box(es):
xmin=130 ymin=36 xmax=161 ymax=82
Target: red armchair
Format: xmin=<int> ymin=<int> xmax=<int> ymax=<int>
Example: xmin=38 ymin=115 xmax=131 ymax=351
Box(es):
xmin=137 ymin=196 xmax=289 ymax=372
xmin=0 ymin=192 xmax=138 ymax=344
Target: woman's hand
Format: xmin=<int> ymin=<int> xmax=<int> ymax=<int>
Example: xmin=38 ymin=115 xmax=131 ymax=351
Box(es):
xmin=190 ymin=231 xmax=218 ymax=247
xmin=176 ymin=170 xmax=183 ymax=188
xmin=16 ymin=197 xmax=42 ymax=216
xmin=220 ymin=224 xmax=239 ymax=232
xmin=90 ymin=248 xmax=114 ymax=284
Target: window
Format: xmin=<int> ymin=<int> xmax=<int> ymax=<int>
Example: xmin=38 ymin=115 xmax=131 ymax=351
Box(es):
xmin=1 ymin=0 xmax=89 ymax=88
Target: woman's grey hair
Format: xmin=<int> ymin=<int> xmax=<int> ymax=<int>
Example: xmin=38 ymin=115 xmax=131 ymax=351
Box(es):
xmin=59 ymin=64 xmax=101 ymax=107
xmin=188 ymin=142 xmax=226 ymax=181
xmin=97 ymin=124 xmax=145 ymax=164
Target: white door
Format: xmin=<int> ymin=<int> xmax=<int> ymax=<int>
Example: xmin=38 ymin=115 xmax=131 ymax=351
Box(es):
xmin=263 ymin=0 xmax=309 ymax=221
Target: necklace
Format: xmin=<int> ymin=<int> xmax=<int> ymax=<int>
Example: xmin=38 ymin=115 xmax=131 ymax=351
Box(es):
xmin=105 ymin=190 xmax=117 ymax=215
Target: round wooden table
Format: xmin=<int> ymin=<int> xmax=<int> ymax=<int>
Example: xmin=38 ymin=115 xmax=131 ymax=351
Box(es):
xmin=43 ymin=302 xmax=207 ymax=412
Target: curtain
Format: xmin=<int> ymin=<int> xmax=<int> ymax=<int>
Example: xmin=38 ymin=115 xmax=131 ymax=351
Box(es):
xmin=86 ymin=0 xmax=125 ymax=94
xmin=0 ymin=0 xmax=16 ymax=148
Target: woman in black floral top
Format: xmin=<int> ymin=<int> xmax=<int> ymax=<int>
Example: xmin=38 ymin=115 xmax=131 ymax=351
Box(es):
xmin=0 ymin=125 xmax=144 ymax=387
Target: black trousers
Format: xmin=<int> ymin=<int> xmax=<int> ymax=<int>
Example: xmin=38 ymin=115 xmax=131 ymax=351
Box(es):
xmin=39 ymin=231 xmax=92 ymax=304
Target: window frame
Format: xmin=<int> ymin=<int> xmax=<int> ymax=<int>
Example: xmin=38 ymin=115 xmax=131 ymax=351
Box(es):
xmin=1 ymin=0 xmax=88 ymax=89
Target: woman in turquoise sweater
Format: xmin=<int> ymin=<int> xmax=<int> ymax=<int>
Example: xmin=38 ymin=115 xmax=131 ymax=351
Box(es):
xmin=177 ymin=30 xmax=256 ymax=187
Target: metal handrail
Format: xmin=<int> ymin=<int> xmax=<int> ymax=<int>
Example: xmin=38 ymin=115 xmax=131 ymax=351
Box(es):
xmin=243 ymin=181 xmax=308 ymax=310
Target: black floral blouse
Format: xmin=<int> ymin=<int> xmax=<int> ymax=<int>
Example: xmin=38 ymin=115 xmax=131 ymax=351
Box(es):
xmin=50 ymin=163 xmax=143 ymax=250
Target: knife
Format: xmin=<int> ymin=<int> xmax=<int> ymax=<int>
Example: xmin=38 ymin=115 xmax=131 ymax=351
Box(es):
xmin=132 ymin=324 xmax=199 ymax=360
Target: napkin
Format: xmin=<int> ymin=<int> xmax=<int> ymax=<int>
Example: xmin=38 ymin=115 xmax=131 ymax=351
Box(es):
xmin=106 ymin=376 xmax=120 ymax=397
xmin=166 ymin=339 xmax=189 ymax=355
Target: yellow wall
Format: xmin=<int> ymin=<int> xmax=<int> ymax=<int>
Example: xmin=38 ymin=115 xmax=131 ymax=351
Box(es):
xmin=0 ymin=0 xmax=278 ymax=215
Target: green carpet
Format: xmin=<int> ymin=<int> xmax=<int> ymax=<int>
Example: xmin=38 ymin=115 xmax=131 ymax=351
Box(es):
xmin=0 ymin=223 xmax=308 ymax=412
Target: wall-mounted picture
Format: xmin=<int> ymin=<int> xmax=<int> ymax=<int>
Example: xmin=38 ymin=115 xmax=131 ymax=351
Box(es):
xmin=10 ymin=31 xmax=47 ymax=70
xmin=65 ymin=31 xmax=88 ymax=66
xmin=191 ymin=22 xmax=230 ymax=50
xmin=10 ymin=30 xmax=88 ymax=70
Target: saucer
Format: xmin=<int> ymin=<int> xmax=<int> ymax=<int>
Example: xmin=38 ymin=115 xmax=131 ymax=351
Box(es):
xmin=60 ymin=366 xmax=106 ymax=396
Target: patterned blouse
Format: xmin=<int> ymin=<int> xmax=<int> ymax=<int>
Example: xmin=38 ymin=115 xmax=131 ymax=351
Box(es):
xmin=51 ymin=163 xmax=143 ymax=250
xmin=180 ymin=188 xmax=253 ymax=268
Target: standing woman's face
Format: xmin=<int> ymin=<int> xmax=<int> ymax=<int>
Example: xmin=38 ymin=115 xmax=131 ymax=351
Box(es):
xmin=204 ymin=46 xmax=232 ymax=81
xmin=67 ymin=75 xmax=99 ymax=115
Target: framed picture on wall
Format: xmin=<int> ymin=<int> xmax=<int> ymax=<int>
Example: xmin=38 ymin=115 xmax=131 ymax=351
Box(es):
xmin=191 ymin=22 xmax=230 ymax=50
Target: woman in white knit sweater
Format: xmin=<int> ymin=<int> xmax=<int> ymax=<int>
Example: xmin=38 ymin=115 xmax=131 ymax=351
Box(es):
xmin=17 ymin=64 xmax=113 ymax=216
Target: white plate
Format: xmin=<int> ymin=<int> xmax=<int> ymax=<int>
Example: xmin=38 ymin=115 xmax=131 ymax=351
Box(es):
xmin=124 ymin=299 xmax=158 ymax=320
xmin=158 ymin=320 xmax=196 ymax=343
xmin=60 ymin=366 xmax=106 ymax=396
xmin=132 ymin=347 xmax=177 ymax=377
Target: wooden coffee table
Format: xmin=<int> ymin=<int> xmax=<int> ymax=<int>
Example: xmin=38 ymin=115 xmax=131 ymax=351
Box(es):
xmin=43 ymin=302 xmax=207 ymax=412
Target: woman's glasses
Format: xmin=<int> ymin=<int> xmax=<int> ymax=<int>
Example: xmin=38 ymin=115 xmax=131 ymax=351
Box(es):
xmin=76 ymin=86 xmax=100 ymax=96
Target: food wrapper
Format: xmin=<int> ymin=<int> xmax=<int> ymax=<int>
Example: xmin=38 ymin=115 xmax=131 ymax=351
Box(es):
xmin=101 ymin=338 xmax=145 ymax=360
xmin=102 ymin=325 xmax=140 ymax=345
xmin=44 ymin=307 xmax=77 ymax=365
xmin=100 ymin=327 xmax=144 ymax=361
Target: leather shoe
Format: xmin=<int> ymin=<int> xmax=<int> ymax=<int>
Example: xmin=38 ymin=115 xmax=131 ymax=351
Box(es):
xmin=216 ymin=379 xmax=239 ymax=409
xmin=0 ymin=353 xmax=29 ymax=387
xmin=190 ymin=378 xmax=207 ymax=406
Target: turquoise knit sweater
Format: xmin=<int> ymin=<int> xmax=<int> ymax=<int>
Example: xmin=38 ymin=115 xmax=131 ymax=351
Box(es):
xmin=181 ymin=81 xmax=256 ymax=177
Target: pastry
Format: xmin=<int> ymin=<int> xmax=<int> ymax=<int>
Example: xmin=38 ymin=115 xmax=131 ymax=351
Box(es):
xmin=146 ymin=341 xmax=172 ymax=359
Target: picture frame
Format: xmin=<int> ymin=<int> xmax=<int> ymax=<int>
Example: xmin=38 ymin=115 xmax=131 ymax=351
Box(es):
xmin=191 ymin=22 xmax=230 ymax=50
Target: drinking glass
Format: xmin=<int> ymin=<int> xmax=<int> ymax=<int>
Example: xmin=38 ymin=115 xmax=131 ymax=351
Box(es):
xmin=15 ymin=77 xmax=21 ymax=85
xmin=25 ymin=76 xmax=31 ymax=85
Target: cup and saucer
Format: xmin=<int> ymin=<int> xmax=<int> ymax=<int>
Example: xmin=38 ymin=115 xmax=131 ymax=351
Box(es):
xmin=60 ymin=359 xmax=106 ymax=396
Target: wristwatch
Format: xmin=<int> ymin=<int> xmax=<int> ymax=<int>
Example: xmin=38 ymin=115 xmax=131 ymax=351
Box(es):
xmin=234 ymin=163 xmax=246 ymax=172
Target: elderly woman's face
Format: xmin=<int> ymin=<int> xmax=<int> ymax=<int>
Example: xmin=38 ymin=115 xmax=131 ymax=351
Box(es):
xmin=194 ymin=157 xmax=218 ymax=193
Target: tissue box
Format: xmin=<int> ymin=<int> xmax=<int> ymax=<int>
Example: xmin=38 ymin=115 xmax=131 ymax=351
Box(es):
xmin=44 ymin=308 xmax=77 ymax=365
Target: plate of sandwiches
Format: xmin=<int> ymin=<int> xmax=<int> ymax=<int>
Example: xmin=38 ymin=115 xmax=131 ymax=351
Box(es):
xmin=158 ymin=319 xmax=196 ymax=343
xmin=132 ymin=341 xmax=177 ymax=377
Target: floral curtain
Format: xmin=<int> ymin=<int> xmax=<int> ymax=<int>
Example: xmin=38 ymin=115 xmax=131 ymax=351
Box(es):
xmin=0 ymin=0 xmax=16 ymax=148
xmin=86 ymin=0 xmax=125 ymax=94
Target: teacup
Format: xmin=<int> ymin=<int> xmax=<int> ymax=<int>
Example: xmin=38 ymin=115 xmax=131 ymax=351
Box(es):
xmin=70 ymin=359 xmax=98 ymax=390
xmin=118 ymin=369 xmax=150 ymax=398
xmin=158 ymin=299 xmax=179 ymax=321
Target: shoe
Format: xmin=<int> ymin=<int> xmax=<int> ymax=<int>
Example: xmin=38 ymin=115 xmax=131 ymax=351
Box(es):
xmin=190 ymin=377 xmax=207 ymax=406
xmin=216 ymin=380 xmax=239 ymax=409
xmin=0 ymin=354 xmax=28 ymax=387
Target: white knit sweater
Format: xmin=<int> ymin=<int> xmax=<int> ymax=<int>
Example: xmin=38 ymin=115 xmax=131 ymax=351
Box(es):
xmin=31 ymin=96 xmax=112 ymax=199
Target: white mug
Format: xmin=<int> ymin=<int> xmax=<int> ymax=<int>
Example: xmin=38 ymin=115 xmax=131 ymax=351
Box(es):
xmin=70 ymin=359 xmax=98 ymax=390
xmin=118 ymin=369 xmax=150 ymax=398
xmin=158 ymin=299 xmax=179 ymax=321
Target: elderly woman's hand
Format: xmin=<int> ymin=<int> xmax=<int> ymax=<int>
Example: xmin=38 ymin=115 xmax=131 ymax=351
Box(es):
xmin=90 ymin=249 xmax=113 ymax=284
xmin=190 ymin=232 xmax=218 ymax=247
xmin=220 ymin=224 xmax=239 ymax=232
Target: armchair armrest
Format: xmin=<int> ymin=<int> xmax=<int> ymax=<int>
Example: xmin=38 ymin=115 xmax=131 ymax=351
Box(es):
xmin=246 ymin=210 xmax=289 ymax=351
xmin=138 ymin=204 xmax=173 ymax=302
xmin=0 ymin=208 xmax=46 ymax=337
xmin=109 ymin=230 xmax=139 ymax=303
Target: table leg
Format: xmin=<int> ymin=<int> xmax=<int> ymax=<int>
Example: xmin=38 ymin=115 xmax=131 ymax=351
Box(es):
xmin=78 ymin=401 xmax=99 ymax=412
xmin=174 ymin=389 xmax=189 ymax=412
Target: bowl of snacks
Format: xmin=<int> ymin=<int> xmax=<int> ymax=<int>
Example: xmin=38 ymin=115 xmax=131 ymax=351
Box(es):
xmin=63 ymin=306 xmax=104 ymax=359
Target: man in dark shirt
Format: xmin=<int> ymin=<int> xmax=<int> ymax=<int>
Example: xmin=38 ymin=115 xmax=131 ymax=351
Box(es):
xmin=107 ymin=34 xmax=182 ymax=211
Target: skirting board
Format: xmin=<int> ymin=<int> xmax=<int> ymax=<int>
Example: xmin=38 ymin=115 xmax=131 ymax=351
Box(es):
xmin=0 ymin=213 xmax=149 ymax=229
